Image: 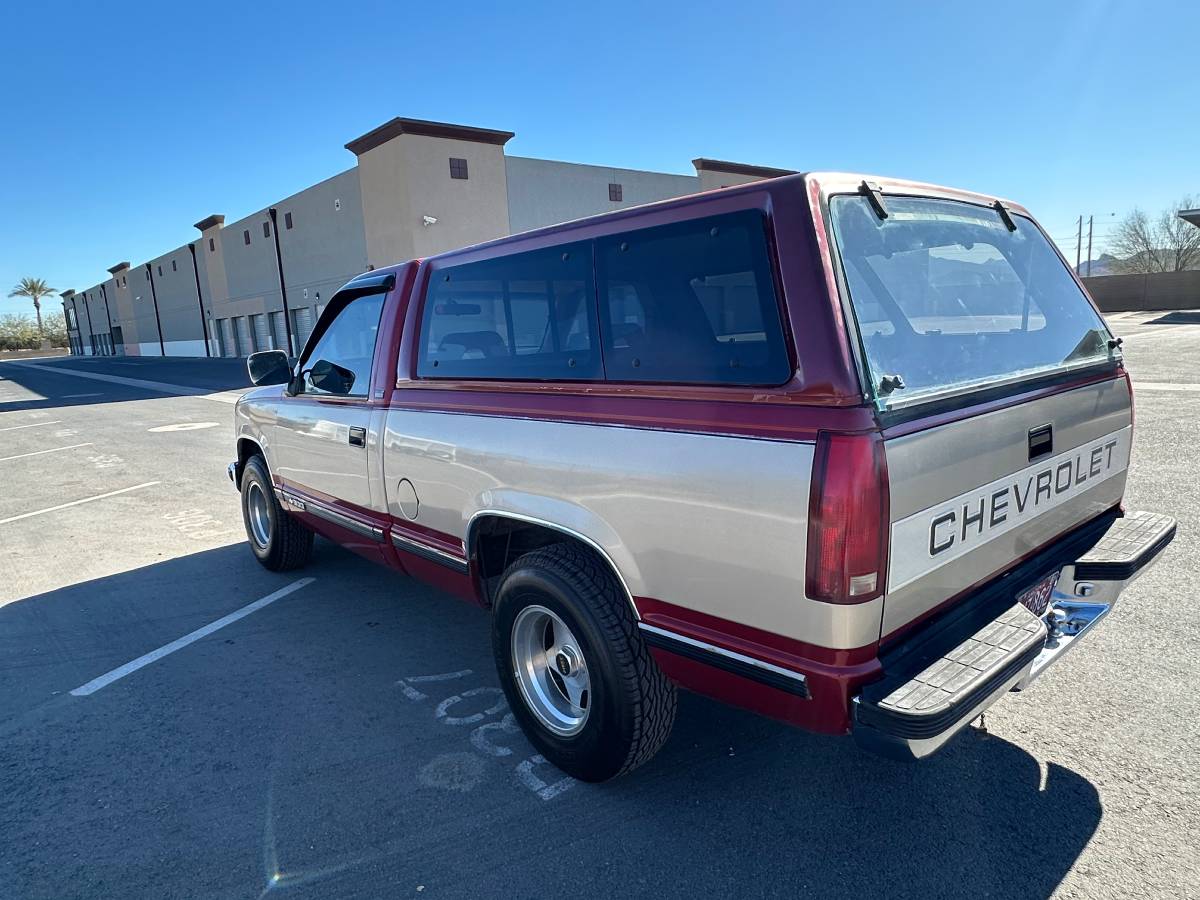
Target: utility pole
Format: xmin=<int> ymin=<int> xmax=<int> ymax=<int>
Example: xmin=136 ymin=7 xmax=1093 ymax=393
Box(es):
xmin=1076 ymin=215 xmax=1083 ymax=274
xmin=1086 ymin=216 xmax=1094 ymax=277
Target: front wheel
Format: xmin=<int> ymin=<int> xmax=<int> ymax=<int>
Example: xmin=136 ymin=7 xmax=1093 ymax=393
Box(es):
xmin=492 ymin=543 xmax=676 ymax=782
xmin=239 ymin=455 xmax=313 ymax=571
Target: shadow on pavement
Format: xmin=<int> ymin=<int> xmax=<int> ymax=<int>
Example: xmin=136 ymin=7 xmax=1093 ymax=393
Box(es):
xmin=0 ymin=356 xmax=251 ymax=414
xmin=0 ymin=540 xmax=1101 ymax=899
xmin=1147 ymin=311 xmax=1200 ymax=325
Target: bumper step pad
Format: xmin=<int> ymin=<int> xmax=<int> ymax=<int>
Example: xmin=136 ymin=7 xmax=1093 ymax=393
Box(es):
xmin=855 ymin=603 xmax=1045 ymax=752
xmin=853 ymin=508 xmax=1176 ymax=760
xmin=1074 ymin=511 xmax=1176 ymax=581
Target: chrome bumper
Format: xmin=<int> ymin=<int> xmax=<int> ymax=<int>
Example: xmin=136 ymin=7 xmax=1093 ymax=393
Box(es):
xmin=227 ymin=460 xmax=239 ymax=488
xmin=1010 ymin=578 xmax=1117 ymax=691
xmin=853 ymin=510 xmax=1176 ymax=760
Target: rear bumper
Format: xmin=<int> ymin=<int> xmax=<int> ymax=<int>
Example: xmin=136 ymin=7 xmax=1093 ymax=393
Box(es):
xmin=852 ymin=510 xmax=1176 ymax=760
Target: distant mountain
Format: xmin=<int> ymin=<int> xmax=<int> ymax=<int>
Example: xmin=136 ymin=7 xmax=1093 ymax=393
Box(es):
xmin=1076 ymin=254 xmax=1118 ymax=277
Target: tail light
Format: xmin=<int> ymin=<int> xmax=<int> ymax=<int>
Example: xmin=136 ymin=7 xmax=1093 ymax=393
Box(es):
xmin=806 ymin=431 xmax=890 ymax=604
xmin=1122 ymin=367 xmax=1135 ymax=427
xmin=1120 ymin=367 xmax=1133 ymax=515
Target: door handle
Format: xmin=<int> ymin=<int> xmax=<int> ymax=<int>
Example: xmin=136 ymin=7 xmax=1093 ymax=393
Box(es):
xmin=1028 ymin=423 xmax=1053 ymax=461
xmin=348 ymin=426 xmax=366 ymax=447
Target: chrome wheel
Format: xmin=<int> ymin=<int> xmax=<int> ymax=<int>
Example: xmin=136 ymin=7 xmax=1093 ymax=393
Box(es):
xmin=511 ymin=604 xmax=591 ymax=736
xmin=246 ymin=480 xmax=272 ymax=549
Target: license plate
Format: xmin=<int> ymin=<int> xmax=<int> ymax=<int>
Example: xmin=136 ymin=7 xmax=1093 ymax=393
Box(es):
xmin=1017 ymin=569 xmax=1061 ymax=617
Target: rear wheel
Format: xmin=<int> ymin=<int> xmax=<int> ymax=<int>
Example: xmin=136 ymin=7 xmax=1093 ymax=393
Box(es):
xmin=492 ymin=543 xmax=676 ymax=782
xmin=239 ymin=454 xmax=313 ymax=571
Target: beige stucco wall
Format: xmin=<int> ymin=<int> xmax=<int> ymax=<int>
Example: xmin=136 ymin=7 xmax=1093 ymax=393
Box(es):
xmin=505 ymin=156 xmax=698 ymax=234
xmin=357 ymin=133 xmax=510 ymax=266
xmin=696 ymin=169 xmax=770 ymax=191
xmin=64 ymin=113 xmax=807 ymax=359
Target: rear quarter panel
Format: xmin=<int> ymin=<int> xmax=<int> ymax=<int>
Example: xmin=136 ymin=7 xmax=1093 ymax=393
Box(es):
xmin=381 ymin=411 xmax=882 ymax=650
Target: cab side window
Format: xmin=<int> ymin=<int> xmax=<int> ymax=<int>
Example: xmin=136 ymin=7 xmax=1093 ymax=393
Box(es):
xmin=417 ymin=242 xmax=600 ymax=381
xmin=596 ymin=210 xmax=791 ymax=386
xmin=299 ymin=292 xmax=386 ymax=397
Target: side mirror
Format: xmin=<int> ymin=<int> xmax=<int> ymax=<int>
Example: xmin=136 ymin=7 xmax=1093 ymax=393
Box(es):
xmin=308 ymin=358 xmax=356 ymax=395
xmin=247 ymin=349 xmax=292 ymax=386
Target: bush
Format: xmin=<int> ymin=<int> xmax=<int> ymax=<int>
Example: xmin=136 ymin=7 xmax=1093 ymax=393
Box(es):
xmin=44 ymin=310 xmax=68 ymax=347
xmin=0 ymin=312 xmax=68 ymax=350
xmin=0 ymin=314 xmax=40 ymax=350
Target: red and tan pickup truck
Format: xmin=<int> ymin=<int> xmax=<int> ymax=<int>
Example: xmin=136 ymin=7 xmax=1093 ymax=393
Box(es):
xmin=229 ymin=172 xmax=1175 ymax=781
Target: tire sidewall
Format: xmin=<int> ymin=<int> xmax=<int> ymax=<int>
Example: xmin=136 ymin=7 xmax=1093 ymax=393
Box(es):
xmin=240 ymin=456 xmax=279 ymax=565
xmin=493 ymin=562 xmax=635 ymax=782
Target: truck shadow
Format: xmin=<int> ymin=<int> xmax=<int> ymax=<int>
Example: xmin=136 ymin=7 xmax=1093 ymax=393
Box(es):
xmin=0 ymin=541 xmax=1100 ymax=899
xmin=612 ymin=691 xmax=1101 ymax=899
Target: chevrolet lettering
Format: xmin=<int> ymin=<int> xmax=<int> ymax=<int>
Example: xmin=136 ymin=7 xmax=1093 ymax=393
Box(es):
xmin=229 ymin=172 xmax=1176 ymax=778
xmin=894 ymin=428 xmax=1132 ymax=590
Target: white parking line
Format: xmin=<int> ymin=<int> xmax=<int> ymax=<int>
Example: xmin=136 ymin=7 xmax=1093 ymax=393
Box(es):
xmin=1121 ymin=324 xmax=1200 ymax=341
xmin=0 ymin=442 xmax=94 ymax=462
xmin=0 ymin=420 xmax=61 ymax=432
xmin=0 ymin=481 xmax=159 ymax=525
xmin=1132 ymin=382 xmax=1200 ymax=392
xmin=69 ymin=578 xmax=315 ymax=696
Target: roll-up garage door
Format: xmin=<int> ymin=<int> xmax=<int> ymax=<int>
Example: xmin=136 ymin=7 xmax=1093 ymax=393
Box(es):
xmin=270 ymin=311 xmax=287 ymax=354
xmin=235 ymin=317 xmax=252 ymax=357
xmin=292 ymin=306 xmax=314 ymax=354
xmin=251 ymin=313 xmax=271 ymax=352
xmin=219 ymin=319 xmax=236 ymax=358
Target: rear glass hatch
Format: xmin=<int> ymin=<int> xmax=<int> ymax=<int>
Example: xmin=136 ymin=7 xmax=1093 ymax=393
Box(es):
xmin=828 ymin=193 xmax=1120 ymax=415
xmin=827 ymin=190 xmax=1132 ymax=637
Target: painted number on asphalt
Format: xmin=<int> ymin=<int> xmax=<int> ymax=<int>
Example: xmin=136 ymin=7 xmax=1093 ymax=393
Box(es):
xmin=163 ymin=508 xmax=236 ymax=540
xmin=397 ymin=669 xmax=576 ymax=801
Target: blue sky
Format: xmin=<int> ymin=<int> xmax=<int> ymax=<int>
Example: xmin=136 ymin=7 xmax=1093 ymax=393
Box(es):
xmin=2 ymin=0 xmax=1197 ymax=303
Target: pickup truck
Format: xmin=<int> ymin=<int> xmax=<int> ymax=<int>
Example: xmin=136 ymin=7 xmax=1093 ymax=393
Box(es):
xmin=229 ymin=172 xmax=1175 ymax=781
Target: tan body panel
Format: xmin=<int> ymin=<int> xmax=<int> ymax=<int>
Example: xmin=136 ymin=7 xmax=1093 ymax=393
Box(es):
xmin=271 ymin=398 xmax=375 ymax=509
xmin=882 ymin=377 xmax=1132 ymax=636
xmin=381 ymin=410 xmax=883 ymax=650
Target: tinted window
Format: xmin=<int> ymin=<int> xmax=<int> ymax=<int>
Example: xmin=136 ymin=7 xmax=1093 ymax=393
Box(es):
xmin=597 ymin=210 xmax=790 ymax=385
xmin=417 ymin=242 xmax=600 ymax=380
xmin=829 ymin=195 xmax=1114 ymax=405
xmin=299 ymin=291 xmax=386 ymax=396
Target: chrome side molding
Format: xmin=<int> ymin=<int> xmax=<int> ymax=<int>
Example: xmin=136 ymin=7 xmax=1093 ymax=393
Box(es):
xmin=276 ymin=489 xmax=384 ymax=541
xmin=390 ymin=531 xmax=469 ymax=574
xmin=638 ymin=622 xmax=810 ymax=698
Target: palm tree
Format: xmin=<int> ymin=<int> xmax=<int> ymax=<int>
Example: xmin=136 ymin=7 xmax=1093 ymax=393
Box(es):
xmin=8 ymin=277 xmax=58 ymax=344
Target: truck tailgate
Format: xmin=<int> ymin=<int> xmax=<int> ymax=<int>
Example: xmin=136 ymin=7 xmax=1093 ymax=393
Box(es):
xmin=881 ymin=376 xmax=1132 ymax=637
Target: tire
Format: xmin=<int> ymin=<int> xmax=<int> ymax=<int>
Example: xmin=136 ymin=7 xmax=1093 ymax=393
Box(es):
xmin=492 ymin=543 xmax=676 ymax=782
xmin=239 ymin=454 xmax=313 ymax=571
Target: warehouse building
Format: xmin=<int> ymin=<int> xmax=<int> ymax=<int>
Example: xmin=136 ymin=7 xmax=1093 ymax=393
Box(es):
xmin=62 ymin=117 xmax=792 ymax=358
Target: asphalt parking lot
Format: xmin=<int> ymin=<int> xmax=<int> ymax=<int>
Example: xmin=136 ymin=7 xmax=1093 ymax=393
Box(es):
xmin=2 ymin=311 xmax=1198 ymax=899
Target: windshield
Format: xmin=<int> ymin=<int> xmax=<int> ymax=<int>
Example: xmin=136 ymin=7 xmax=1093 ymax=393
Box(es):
xmin=829 ymin=195 xmax=1116 ymax=407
